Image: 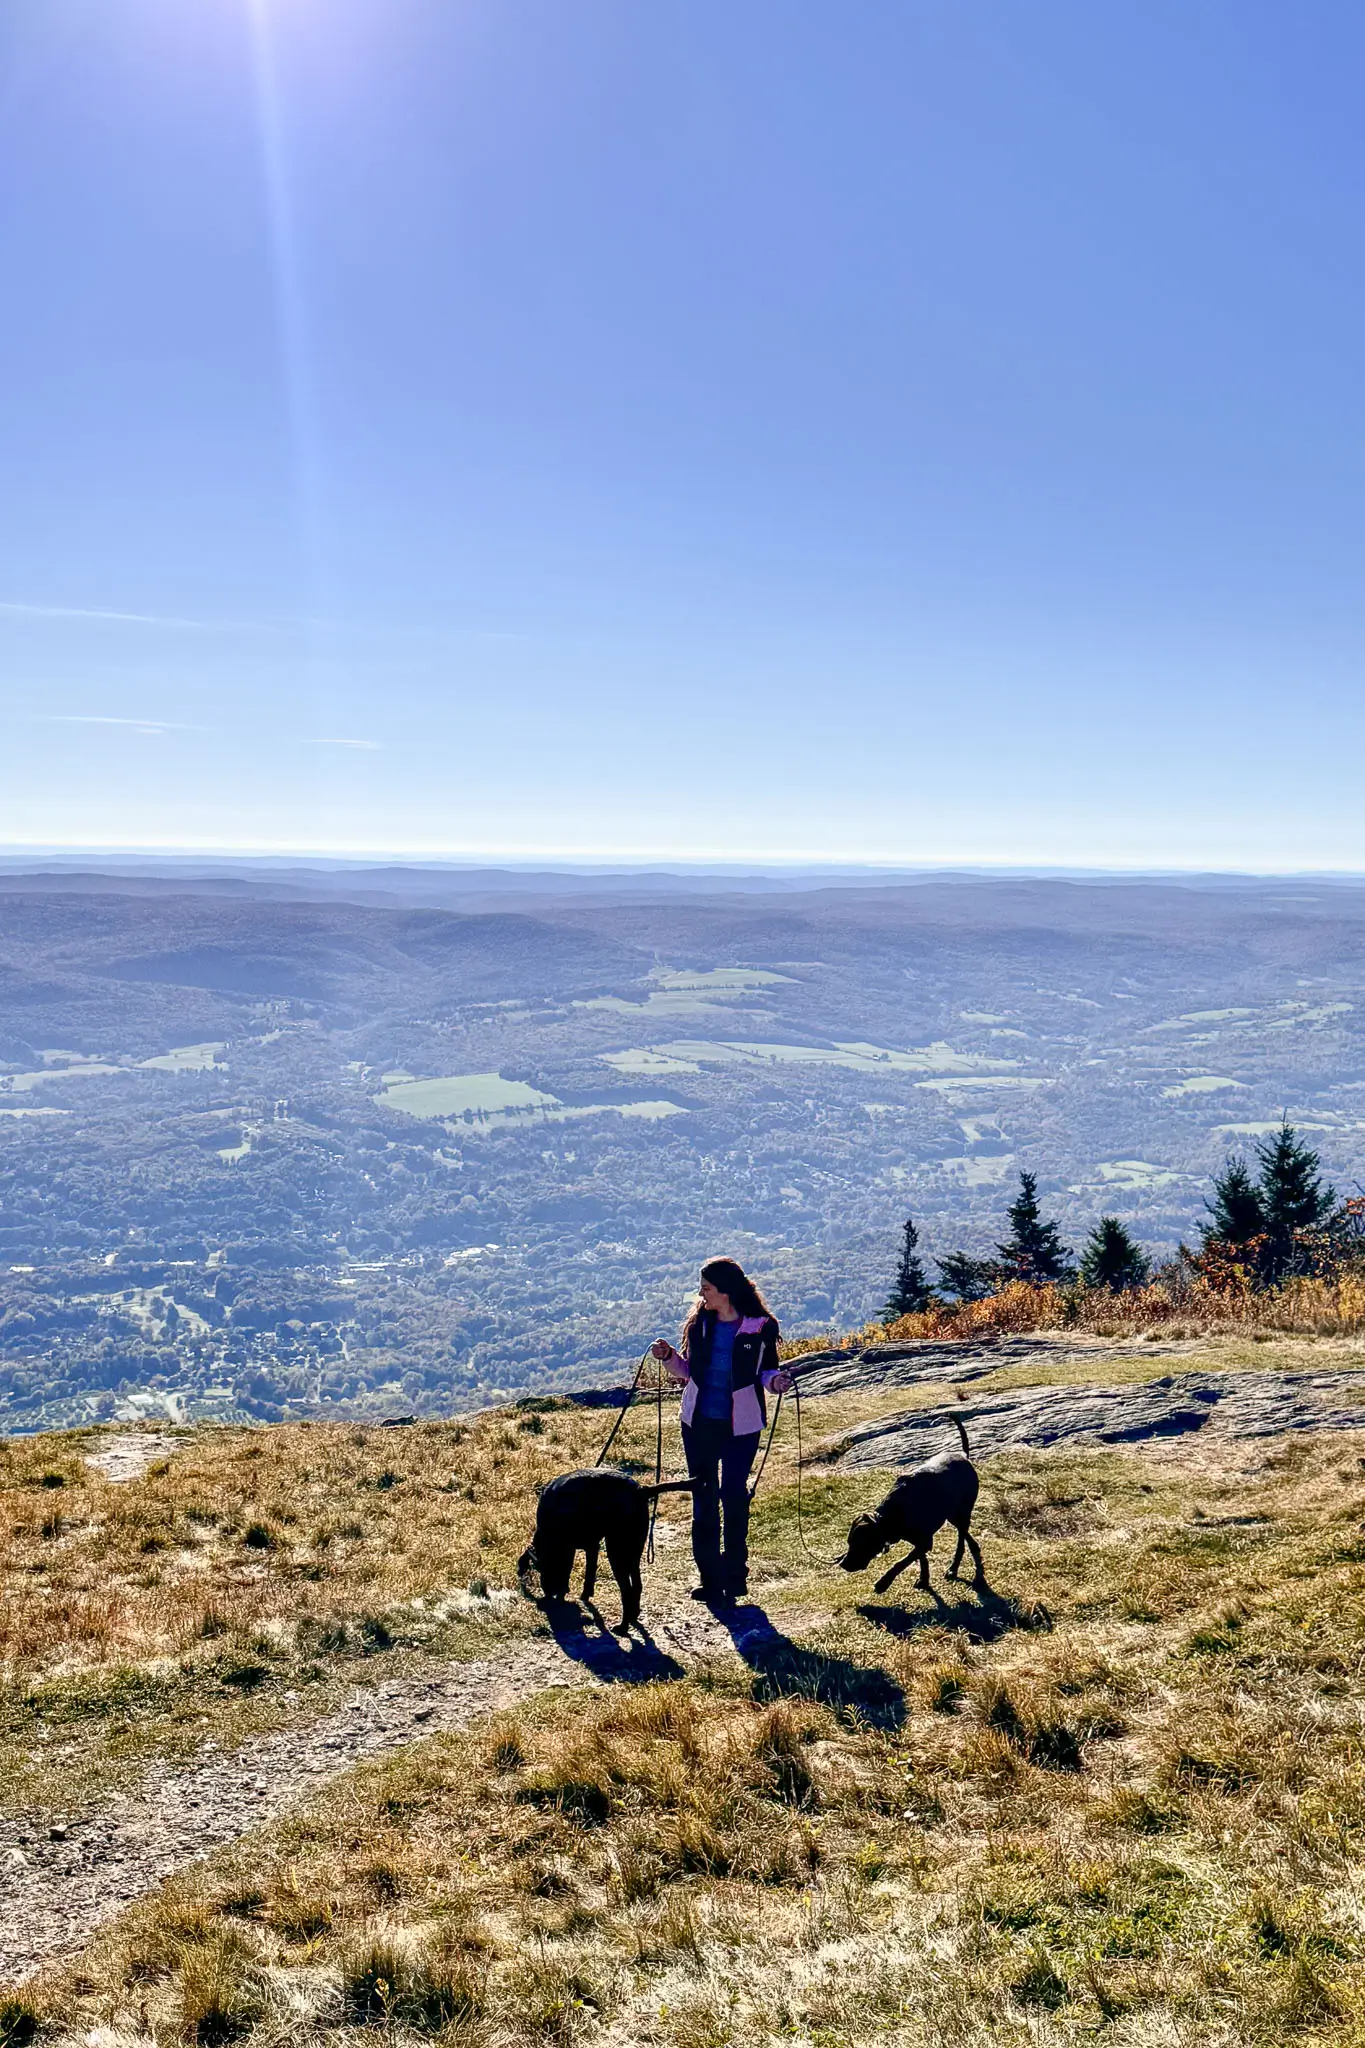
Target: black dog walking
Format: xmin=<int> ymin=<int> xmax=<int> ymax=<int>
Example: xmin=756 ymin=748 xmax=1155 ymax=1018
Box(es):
xmin=518 ymin=1468 xmax=696 ymax=1633
xmin=652 ymin=1256 xmax=791 ymax=1605
xmin=838 ymin=1416 xmax=985 ymax=1594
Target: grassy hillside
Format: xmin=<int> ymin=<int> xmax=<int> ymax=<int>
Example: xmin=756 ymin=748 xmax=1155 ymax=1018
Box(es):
xmin=6 ymin=1334 xmax=1365 ymax=2044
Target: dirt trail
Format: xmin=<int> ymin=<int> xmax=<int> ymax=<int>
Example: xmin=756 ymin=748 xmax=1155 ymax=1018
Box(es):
xmin=0 ymin=1601 xmax=783 ymax=1984
xmin=83 ymin=1432 xmax=180 ymax=1484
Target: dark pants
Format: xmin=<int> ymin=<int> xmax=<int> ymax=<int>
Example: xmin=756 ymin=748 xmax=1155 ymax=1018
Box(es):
xmin=682 ymin=1420 xmax=759 ymax=1594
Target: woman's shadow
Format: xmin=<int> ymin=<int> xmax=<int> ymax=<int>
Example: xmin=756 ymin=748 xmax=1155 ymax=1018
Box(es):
xmin=536 ymin=1596 xmax=906 ymax=1728
xmin=706 ymin=1600 xmax=907 ymax=1731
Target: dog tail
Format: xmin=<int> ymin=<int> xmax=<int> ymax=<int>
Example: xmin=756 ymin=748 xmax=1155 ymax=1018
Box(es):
xmin=952 ymin=1413 xmax=972 ymax=1458
xmin=641 ymin=1478 xmax=699 ymax=1497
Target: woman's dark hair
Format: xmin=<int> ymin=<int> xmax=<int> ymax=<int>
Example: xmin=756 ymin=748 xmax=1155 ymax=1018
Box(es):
xmin=681 ymin=1256 xmax=777 ymax=1348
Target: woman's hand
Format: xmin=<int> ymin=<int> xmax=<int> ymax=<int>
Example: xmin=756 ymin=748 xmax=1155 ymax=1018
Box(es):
xmin=768 ymin=1369 xmax=794 ymax=1395
xmin=650 ymin=1338 xmax=676 ymax=1363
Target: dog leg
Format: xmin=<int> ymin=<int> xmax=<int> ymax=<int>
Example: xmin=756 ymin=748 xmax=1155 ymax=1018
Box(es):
xmin=605 ymin=1538 xmax=642 ymax=1633
xmin=581 ymin=1539 xmax=600 ymax=1603
xmin=615 ymin=1569 xmax=642 ymax=1634
xmin=964 ymin=1530 xmax=986 ymax=1582
xmin=537 ymin=1539 xmax=571 ymax=1604
xmin=873 ymin=1549 xmax=920 ymax=1595
xmin=947 ymin=1527 xmax=967 ymax=1579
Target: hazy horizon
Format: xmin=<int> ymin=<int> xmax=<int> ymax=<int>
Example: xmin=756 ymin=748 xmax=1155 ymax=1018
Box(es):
xmin=6 ymin=845 xmax=1365 ymax=883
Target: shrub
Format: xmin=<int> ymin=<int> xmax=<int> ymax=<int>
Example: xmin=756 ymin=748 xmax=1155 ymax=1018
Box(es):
xmin=751 ymin=1702 xmax=820 ymax=1808
xmin=0 ymin=2001 xmax=38 ymax=2048
xmin=518 ymin=1774 xmax=612 ymax=1826
xmin=1011 ymin=1947 xmax=1069 ymax=2010
xmin=178 ymin=1939 xmax=263 ymax=2046
xmin=357 ymin=1614 xmax=394 ymax=1653
xmin=342 ymin=1937 xmax=485 ymax=2032
xmin=483 ymin=1720 xmax=527 ymax=1772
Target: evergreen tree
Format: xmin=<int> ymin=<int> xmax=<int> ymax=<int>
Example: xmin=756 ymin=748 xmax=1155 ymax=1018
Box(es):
xmin=884 ymin=1216 xmax=933 ymax=1319
xmin=1202 ymin=1157 xmax=1264 ymax=1250
xmin=996 ymin=1171 xmax=1075 ymax=1283
xmin=1080 ymin=1216 xmax=1150 ymax=1292
xmin=936 ymin=1251 xmax=1000 ymax=1303
xmin=1254 ymin=1121 xmax=1335 ymax=1282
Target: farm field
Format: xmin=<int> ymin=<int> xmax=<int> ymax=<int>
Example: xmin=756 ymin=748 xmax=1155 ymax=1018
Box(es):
xmin=377 ymin=1072 xmax=560 ymax=1117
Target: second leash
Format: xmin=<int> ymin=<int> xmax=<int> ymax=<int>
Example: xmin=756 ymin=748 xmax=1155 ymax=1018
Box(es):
xmin=746 ymin=1370 xmax=845 ymax=1568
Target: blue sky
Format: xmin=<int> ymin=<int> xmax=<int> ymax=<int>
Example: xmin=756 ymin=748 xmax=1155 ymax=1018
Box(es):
xmin=3 ymin=0 xmax=1365 ymax=867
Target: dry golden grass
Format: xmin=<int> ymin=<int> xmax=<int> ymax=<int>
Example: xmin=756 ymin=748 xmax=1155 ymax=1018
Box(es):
xmin=783 ymin=1271 xmax=1365 ymax=1356
xmin=14 ymin=1398 xmax=1365 ymax=2044
xmin=3 ymin=1328 xmax=1362 ymax=1814
xmin=0 ymin=1377 xmax=919 ymax=1811
xmin=0 ymin=1403 xmax=627 ymax=1807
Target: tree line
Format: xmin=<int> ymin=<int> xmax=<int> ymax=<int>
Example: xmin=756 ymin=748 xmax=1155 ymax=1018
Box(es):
xmin=884 ymin=1122 xmax=1363 ymax=1319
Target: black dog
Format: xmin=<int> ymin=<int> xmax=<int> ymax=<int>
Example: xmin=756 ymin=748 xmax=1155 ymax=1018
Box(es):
xmin=838 ymin=1417 xmax=984 ymax=1595
xmin=517 ymin=1468 xmax=695 ymax=1633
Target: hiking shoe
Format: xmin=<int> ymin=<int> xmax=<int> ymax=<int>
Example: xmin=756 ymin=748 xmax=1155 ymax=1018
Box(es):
xmin=690 ymin=1584 xmax=730 ymax=1604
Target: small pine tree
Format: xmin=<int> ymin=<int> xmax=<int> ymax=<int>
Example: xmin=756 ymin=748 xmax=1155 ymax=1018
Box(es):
xmin=884 ymin=1216 xmax=932 ymax=1319
xmin=1080 ymin=1216 xmax=1150 ymax=1292
xmin=996 ymin=1171 xmax=1074 ymax=1283
xmin=936 ymin=1251 xmax=1000 ymax=1303
xmin=1254 ymin=1121 xmax=1335 ymax=1282
xmin=1202 ymin=1157 xmax=1264 ymax=1249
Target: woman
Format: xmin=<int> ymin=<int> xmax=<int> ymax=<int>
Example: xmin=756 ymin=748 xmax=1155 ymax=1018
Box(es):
xmin=651 ymin=1257 xmax=791 ymax=1605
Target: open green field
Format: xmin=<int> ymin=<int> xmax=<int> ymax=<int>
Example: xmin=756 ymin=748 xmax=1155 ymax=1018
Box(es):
xmin=139 ymin=1042 xmax=226 ymax=1072
xmin=3 ymin=1063 xmax=128 ymax=1092
xmin=603 ymin=1039 xmax=1024 ymax=1080
xmin=652 ymin=968 xmax=796 ymax=991
xmin=1088 ymin=1159 xmax=1188 ymax=1189
xmin=1162 ymin=1075 xmax=1246 ymax=1097
xmin=376 ymin=1072 xmax=560 ymax=1118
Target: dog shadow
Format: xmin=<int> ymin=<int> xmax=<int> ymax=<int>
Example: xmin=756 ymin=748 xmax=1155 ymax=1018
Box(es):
xmin=857 ymin=1583 xmax=1052 ymax=1646
xmin=709 ymin=1600 xmax=907 ymax=1731
xmin=540 ymin=1597 xmax=686 ymax=1684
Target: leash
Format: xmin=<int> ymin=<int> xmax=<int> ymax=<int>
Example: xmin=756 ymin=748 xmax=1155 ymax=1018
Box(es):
xmin=592 ymin=1347 xmax=667 ymax=1562
xmin=746 ymin=1386 xmax=784 ymax=1501
xmin=592 ymin=1349 xmax=653 ymax=1465
xmin=788 ymin=1370 xmax=846 ymax=1567
xmin=742 ymin=1368 xmax=843 ymax=1565
xmin=648 ymin=1345 xmax=663 ymax=1562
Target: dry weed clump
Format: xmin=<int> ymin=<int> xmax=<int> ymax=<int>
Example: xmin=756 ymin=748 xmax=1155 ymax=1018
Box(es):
xmin=21 ymin=1430 xmax=1365 ymax=2044
xmin=783 ymin=1270 xmax=1365 ymax=1356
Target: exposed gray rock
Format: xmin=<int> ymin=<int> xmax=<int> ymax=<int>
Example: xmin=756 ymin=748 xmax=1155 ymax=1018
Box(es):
xmin=829 ymin=1368 xmax=1365 ymax=1470
xmin=793 ymin=1333 xmax=1203 ymax=1399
